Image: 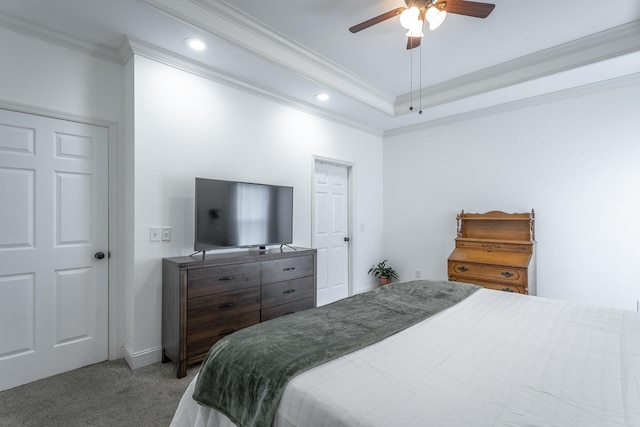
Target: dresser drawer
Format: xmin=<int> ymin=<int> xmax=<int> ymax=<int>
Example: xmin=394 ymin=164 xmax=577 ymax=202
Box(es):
xmin=187 ymin=286 xmax=260 ymax=328
xmin=186 ymin=311 xmax=260 ymax=359
xmin=448 ymin=261 xmax=525 ymax=285
xmin=261 ymin=255 xmax=314 ymax=284
xmin=261 ymin=276 xmax=315 ymax=309
xmin=261 ymin=297 xmax=315 ymax=321
xmin=188 ymin=262 xmax=261 ymax=298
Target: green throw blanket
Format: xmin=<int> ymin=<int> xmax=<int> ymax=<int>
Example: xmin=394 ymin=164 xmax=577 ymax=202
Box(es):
xmin=193 ymin=279 xmax=480 ymax=427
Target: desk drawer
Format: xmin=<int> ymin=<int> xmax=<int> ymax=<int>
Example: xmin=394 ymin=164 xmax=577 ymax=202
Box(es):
xmin=449 ymin=276 xmax=526 ymax=294
xmin=491 ymin=242 xmax=532 ymax=253
xmin=448 ymin=261 xmax=525 ymax=285
xmin=456 ymin=241 xmax=531 ymax=253
xmin=261 ymin=276 xmax=315 ymax=309
xmin=188 ymin=262 xmax=260 ymax=298
xmin=456 ymin=241 xmax=492 ymax=250
xmin=261 ymin=255 xmax=314 ymax=284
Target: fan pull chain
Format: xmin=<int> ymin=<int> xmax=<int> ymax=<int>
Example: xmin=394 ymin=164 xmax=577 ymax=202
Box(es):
xmin=409 ymin=47 xmax=414 ymax=111
xmin=419 ymin=42 xmax=423 ymax=115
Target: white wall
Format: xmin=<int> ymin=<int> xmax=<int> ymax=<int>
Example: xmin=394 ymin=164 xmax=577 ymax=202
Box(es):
xmin=0 ymin=27 xmax=122 ymax=122
xmin=127 ymin=54 xmax=384 ymax=364
xmin=383 ymin=79 xmax=640 ymax=311
xmin=121 ymin=57 xmax=136 ymax=363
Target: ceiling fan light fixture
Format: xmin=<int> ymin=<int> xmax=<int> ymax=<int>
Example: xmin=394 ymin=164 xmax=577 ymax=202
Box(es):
xmin=405 ymin=20 xmax=424 ymax=37
xmin=400 ymin=6 xmax=420 ymax=30
xmin=426 ymin=6 xmax=447 ymax=30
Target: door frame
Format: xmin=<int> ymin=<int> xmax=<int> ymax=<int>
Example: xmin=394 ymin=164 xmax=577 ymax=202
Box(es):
xmin=0 ymin=101 xmax=121 ymax=361
xmin=311 ymin=156 xmax=355 ymax=298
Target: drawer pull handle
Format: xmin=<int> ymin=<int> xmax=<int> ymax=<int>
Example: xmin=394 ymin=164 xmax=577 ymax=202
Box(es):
xmin=501 ymin=271 xmax=514 ymax=278
xmin=282 ymin=267 xmax=296 ymax=272
xmin=218 ymin=302 xmax=235 ymax=309
xmin=218 ymin=276 xmax=235 ymax=281
xmin=458 ymin=266 xmax=468 ymax=272
xmin=501 ymin=288 xmax=515 ymax=292
xmin=283 ymin=289 xmax=296 ymax=294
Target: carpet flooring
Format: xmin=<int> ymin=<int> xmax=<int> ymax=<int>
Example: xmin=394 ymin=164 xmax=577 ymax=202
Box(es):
xmin=0 ymin=359 xmax=198 ymax=427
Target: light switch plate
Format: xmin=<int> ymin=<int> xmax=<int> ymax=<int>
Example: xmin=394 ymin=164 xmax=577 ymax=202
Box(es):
xmin=162 ymin=226 xmax=172 ymax=241
xmin=150 ymin=226 xmax=161 ymax=242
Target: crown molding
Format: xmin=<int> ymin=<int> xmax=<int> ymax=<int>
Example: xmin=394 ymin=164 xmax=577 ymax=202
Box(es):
xmin=140 ymin=0 xmax=396 ymax=115
xmin=388 ymin=49 xmax=640 ymax=131
xmin=385 ymin=71 xmax=640 ymax=137
xmin=395 ymin=20 xmax=640 ymax=114
xmin=123 ymin=37 xmax=382 ymax=136
xmin=0 ymin=14 xmax=121 ymax=64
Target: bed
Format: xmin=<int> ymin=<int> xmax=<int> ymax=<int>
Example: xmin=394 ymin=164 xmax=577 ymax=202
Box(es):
xmin=170 ymin=280 xmax=640 ymax=427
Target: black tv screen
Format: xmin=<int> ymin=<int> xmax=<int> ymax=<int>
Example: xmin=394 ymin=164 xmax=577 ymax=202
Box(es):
xmin=194 ymin=178 xmax=293 ymax=251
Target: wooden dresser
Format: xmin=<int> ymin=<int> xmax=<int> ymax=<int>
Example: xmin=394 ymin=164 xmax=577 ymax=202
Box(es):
xmin=447 ymin=210 xmax=535 ymax=295
xmin=162 ymin=247 xmax=317 ymax=378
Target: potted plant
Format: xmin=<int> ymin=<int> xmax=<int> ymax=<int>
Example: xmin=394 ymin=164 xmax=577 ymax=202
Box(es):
xmin=368 ymin=259 xmax=399 ymax=285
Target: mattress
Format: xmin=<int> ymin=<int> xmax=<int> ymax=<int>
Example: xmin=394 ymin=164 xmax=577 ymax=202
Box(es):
xmin=171 ymin=288 xmax=640 ymax=427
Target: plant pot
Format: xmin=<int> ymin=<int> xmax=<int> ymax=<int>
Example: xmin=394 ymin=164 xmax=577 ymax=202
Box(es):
xmin=380 ymin=276 xmax=390 ymax=285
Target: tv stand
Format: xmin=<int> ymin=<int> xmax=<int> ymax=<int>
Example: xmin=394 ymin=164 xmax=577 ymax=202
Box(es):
xmin=188 ymin=250 xmax=207 ymax=261
xmin=162 ymin=247 xmax=317 ymax=378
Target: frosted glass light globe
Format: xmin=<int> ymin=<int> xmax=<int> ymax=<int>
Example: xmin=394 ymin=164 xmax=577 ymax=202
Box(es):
xmin=400 ymin=7 xmax=420 ymax=30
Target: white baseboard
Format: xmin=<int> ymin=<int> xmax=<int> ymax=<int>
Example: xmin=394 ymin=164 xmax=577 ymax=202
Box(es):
xmin=122 ymin=344 xmax=163 ymax=369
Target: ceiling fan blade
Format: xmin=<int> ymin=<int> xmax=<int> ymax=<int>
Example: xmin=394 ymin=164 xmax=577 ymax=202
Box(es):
xmin=441 ymin=0 xmax=495 ymax=18
xmin=406 ymin=36 xmax=422 ymax=50
xmin=349 ymin=7 xmax=406 ymax=33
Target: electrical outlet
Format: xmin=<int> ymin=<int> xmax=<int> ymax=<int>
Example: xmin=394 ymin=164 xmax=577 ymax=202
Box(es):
xmin=150 ymin=226 xmax=161 ymax=242
xmin=161 ymin=226 xmax=172 ymax=241
xmin=415 ymin=269 xmax=421 ymax=279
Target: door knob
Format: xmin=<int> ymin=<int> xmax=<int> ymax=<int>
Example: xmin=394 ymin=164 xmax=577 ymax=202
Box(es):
xmin=94 ymin=252 xmax=105 ymax=260
xmin=344 ymin=237 xmax=350 ymax=242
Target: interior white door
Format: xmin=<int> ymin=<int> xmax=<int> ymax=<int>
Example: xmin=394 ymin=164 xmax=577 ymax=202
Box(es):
xmin=0 ymin=109 xmax=108 ymax=391
xmin=313 ymin=161 xmax=349 ymax=306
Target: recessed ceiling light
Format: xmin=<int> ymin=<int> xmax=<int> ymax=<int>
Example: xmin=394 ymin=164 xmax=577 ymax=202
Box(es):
xmin=316 ymin=93 xmax=330 ymax=102
xmin=185 ymin=38 xmax=207 ymax=51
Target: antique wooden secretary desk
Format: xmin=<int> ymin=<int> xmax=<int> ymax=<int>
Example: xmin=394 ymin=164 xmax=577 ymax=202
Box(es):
xmin=447 ymin=210 xmax=536 ymax=294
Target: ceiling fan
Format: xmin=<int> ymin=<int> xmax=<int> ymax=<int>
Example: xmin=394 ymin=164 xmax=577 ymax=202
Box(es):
xmin=349 ymin=0 xmax=495 ymax=49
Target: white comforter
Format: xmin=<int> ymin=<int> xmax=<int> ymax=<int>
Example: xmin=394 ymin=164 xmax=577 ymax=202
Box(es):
xmin=171 ymin=289 xmax=640 ymax=427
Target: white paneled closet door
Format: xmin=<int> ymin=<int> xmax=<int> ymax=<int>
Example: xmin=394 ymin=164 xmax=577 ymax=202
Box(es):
xmin=0 ymin=109 xmax=108 ymax=391
xmin=313 ymin=160 xmax=350 ymax=306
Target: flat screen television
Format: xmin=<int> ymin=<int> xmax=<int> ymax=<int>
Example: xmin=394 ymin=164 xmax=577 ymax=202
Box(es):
xmin=194 ymin=177 xmax=293 ymax=251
